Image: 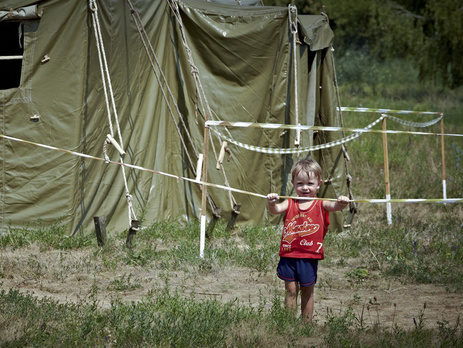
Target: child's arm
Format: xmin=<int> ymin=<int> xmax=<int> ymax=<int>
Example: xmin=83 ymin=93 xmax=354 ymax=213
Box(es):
xmin=267 ymin=193 xmax=289 ymax=215
xmin=323 ymin=195 xmax=350 ymax=212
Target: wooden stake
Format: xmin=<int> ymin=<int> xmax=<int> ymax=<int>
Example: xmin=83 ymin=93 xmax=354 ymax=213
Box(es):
xmin=226 ymin=203 xmax=241 ymax=231
xmin=126 ymin=220 xmax=140 ymax=248
xmin=206 ymin=207 xmax=222 ymax=239
xmin=94 ymin=216 xmax=106 ymax=247
xmin=382 ymin=118 xmax=392 ymax=225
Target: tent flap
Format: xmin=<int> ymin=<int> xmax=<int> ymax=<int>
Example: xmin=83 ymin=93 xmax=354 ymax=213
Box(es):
xmin=298 ymin=14 xmax=334 ymax=51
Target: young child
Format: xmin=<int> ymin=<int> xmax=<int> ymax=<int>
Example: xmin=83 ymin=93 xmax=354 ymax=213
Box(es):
xmin=267 ymin=158 xmax=349 ymax=323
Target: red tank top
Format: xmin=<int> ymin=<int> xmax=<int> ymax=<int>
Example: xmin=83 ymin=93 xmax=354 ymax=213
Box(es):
xmin=279 ymin=198 xmax=330 ymax=259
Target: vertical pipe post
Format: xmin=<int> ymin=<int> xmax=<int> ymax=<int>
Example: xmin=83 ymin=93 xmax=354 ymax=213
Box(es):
xmin=440 ymin=115 xmax=447 ymax=200
xmin=200 ymin=117 xmax=211 ymax=258
xmin=382 ymin=117 xmax=392 ymax=225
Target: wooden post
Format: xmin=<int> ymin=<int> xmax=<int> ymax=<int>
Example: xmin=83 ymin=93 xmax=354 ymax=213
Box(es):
xmin=382 ymin=117 xmax=392 ymax=225
xmin=94 ymin=216 xmax=106 ymax=247
xmin=126 ymin=220 xmax=140 ymax=248
xmin=200 ymin=117 xmax=211 ymax=258
xmin=440 ymin=115 xmax=447 ymax=200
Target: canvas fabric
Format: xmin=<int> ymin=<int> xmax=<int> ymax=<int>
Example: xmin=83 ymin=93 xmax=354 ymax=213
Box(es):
xmin=0 ymin=0 xmax=347 ymax=234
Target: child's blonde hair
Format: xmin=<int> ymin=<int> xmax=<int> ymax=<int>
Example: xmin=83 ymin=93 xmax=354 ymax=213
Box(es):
xmin=291 ymin=158 xmax=322 ymax=181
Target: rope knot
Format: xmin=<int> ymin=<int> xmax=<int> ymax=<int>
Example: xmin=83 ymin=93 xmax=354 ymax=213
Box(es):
xmin=190 ymin=65 xmax=199 ymax=76
xmin=288 ymin=5 xmax=298 ymax=34
xmin=89 ymin=0 xmax=97 ymax=12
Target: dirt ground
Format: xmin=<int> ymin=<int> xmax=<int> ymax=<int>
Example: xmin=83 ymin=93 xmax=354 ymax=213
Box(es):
xmin=1 ymin=244 xmax=462 ymax=332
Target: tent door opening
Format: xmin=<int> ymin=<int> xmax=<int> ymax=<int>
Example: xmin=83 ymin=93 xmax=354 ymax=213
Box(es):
xmin=0 ymin=22 xmax=24 ymax=90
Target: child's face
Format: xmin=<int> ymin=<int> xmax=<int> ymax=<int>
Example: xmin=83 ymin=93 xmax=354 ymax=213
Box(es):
xmin=291 ymin=171 xmax=321 ymax=198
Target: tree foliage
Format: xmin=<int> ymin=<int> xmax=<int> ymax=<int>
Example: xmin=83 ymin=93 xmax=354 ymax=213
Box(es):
xmin=263 ymin=0 xmax=463 ymax=89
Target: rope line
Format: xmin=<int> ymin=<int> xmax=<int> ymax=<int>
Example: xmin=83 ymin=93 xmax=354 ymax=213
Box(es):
xmin=339 ymin=107 xmax=442 ymax=115
xmin=2 ymin=133 xmax=462 ymax=204
xmin=288 ymin=5 xmax=300 ymax=150
xmin=209 ymin=115 xmax=386 ymax=154
xmin=205 ymin=119 xmax=462 ymax=137
xmin=127 ymin=0 xmax=224 ymax=211
xmin=166 ymin=0 xmax=238 ymax=208
xmin=90 ymin=0 xmax=136 ymax=225
xmin=206 ymin=114 xmax=445 ymax=154
xmin=127 ymin=0 xmax=198 ymax=166
xmin=328 ymin=44 xmax=354 ymax=204
xmin=387 ymin=114 xmax=443 ymax=128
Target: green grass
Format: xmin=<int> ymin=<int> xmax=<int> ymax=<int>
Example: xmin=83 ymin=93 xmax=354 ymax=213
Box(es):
xmin=1 ymin=280 xmax=461 ymax=347
xmin=1 ymin=54 xmax=463 ymax=347
xmin=1 ymin=211 xmax=462 ymax=346
xmin=325 ymin=204 xmax=463 ymax=290
xmin=0 ymin=217 xmax=94 ymax=250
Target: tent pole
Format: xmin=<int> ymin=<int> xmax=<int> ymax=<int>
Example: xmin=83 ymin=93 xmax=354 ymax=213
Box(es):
xmin=200 ymin=117 xmax=211 ymax=258
xmin=440 ymin=115 xmax=447 ymax=200
xmin=382 ymin=117 xmax=392 ymax=225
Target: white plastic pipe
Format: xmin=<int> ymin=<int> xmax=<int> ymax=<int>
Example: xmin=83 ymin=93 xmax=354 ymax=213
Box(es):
xmin=386 ymin=194 xmax=392 ymax=225
xmin=200 ymin=215 xmax=206 ymax=258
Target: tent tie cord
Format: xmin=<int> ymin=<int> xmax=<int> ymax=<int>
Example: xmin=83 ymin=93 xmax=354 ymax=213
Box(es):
xmin=169 ymin=0 xmax=239 ymax=208
xmin=127 ymin=0 xmax=199 ymax=165
xmin=327 ymin=36 xmax=357 ymax=212
xmin=90 ymin=0 xmax=137 ymax=225
xmin=2 ymin=132 xmax=462 ymax=206
xmin=126 ymin=0 xmax=218 ymax=213
xmin=288 ymin=5 xmax=301 ymax=152
xmin=167 ymin=0 xmax=224 ymax=181
xmin=127 ymin=0 xmax=239 ymax=210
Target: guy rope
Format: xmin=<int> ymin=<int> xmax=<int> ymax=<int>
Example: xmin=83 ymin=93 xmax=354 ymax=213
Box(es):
xmin=89 ymin=0 xmax=137 ymax=230
xmin=126 ymin=0 xmax=248 ymax=255
xmin=2 ymin=132 xmax=462 ymax=205
xmin=126 ymin=0 xmax=226 ymax=222
xmin=288 ymin=5 xmax=301 ymax=152
xmin=164 ymin=0 xmax=240 ymax=218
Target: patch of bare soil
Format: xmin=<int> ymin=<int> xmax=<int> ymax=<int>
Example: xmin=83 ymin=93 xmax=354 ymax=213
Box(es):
xmin=1 ymin=244 xmax=462 ymax=331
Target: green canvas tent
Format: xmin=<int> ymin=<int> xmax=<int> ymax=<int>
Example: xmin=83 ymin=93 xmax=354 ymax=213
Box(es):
xmin=0 ymin=0 xmax=349 ymax=235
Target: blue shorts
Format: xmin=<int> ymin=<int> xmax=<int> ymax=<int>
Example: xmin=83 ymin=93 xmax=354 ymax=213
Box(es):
xmin=277 ymin=257 xmax=318 ymax=287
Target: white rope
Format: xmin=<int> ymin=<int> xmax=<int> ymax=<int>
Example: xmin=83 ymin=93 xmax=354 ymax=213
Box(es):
xmin=90 ymin=0 xmax=136 ymax=224
xmin=209 ymin=115 xmax=385 ymax=154
xmin=3 ymin=132 xmax=463 ymax=205
xmin=127 ymin=0 xmax=221 ymax=212
xmin=387 ymin=114 xmax=443 ymax=128
xmin=339 ymin=106 xmax=442 ymax=115
xmin=205 ymin=112 xmax=447 ymax=154
xmin=90 ymin=0 xmax=114 ymax=137
xmin=127 ymin=0 xmax=198 ymax=166
xmin=205 ymin=116 xmax=463 ymax=136
xmin=288 ymin=5 xmax=300 ymax=151
xmin=167 ymin=0 xmax=238 ymax=207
